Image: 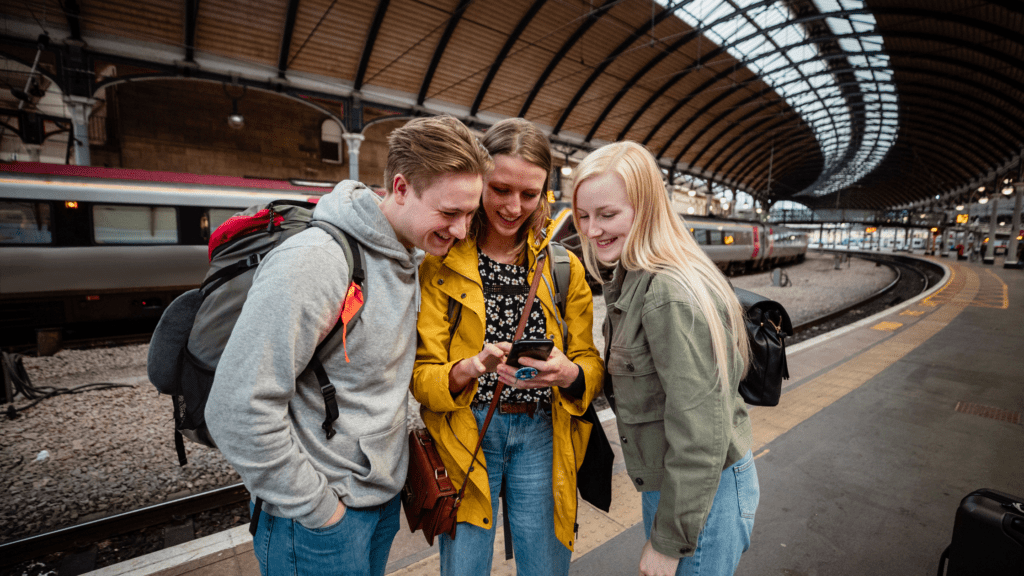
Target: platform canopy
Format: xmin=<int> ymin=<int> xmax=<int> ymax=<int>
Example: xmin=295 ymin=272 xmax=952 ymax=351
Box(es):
xmin=1 ymin=0 xmax=1022 ymax=210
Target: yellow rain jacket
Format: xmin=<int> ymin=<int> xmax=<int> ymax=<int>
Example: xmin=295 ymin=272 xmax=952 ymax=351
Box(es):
xmin=411 ymin=220 xmax=604 ymax=551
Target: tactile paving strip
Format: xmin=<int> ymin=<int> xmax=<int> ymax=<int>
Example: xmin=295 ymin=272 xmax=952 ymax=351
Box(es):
xmin=954 ymin=401 xmax=1021 ymax=425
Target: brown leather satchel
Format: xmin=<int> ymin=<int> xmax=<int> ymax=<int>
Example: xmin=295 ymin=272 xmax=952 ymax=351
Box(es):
xmin=401 ymin=252 xmax=548 ymax=545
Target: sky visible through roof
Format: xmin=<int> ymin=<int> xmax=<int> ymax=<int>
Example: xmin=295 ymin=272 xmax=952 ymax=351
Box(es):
xmin=661 ymin=0 xmax=898 ymax=197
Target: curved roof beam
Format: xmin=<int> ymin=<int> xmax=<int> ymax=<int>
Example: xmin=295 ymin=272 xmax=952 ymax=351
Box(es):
xmin=623 ymin=4 xmax=1024 ymax=197
xmin=469 ymin=0 xmax=548 ymax=116
xmin=736 ymin=122 xmax=973 ymax=194
xmin=184 ymin=0 xmax=198 ymax=63
xmin=551 ymin=4 xmax=676 ymax=134
xmin=669 ymin=27 xmax=1024 ymax=166
xmin=354 ymin=0 xmax=392 ymax=91
xmin=418 ymin=0 xmax=473 ymax=105
xmin=517 ymin=0 xmax=617 ymax=118
xmin=690 ymin=78 xmax=1016 ymax=175
xmin=711 ymin=61 xmax=1024 ymax=187
xmin=586 ymin=0 xmax=784 ymax=141
xmin=699 ymin=79 xmax=1023 ymax=178
xmin=276 ymin=0 xmax=301 ymax=78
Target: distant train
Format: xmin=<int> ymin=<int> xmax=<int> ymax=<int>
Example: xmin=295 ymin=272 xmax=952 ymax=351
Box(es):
xmin=549 ymin=202 xmax=808 ymax=279
xmin=0 ymin=162 xmax=325 ymax=347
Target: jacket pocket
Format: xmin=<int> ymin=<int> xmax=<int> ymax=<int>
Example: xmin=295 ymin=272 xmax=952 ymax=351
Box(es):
xmin=354 ymin=420 xmax=407 ymax=485
xmin=608 ymin=344 xmax=664 ymax=424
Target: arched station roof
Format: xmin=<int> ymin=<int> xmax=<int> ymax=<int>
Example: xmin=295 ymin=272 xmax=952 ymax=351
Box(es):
xmin=1 ymin=0 xmax=1022 ymax=210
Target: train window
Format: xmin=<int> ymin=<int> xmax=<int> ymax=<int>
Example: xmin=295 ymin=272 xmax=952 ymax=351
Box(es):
xmin=207 ymin=208 xmax=239 ymax=237
xmin=93 ymin=204 xmax=178 ymax=244
xmin=708 ymin=230 xmax=724 ymax=245
xmin=736 ymin=231 xmax=752 ymax=245
xmin=0 ymin=201 xmax=52 ymax=244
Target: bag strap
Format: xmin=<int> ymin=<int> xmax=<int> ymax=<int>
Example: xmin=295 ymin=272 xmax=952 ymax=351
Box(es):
xmin=546 ymin=242 xmax=571 ymax=344
xmin=456 ymin=251 xmax=548 ymax=503
xmin=305 ymin=222 xmax=365 ymax=440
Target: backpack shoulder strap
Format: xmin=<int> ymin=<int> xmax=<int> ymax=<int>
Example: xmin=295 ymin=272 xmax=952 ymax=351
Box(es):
xmin=548 ymin=242 xmax=571 ymax=319
xmin=547 ymin=242 xmax=572 ymax=344
xmin=306 ymin=221 xmax=366 ymax=440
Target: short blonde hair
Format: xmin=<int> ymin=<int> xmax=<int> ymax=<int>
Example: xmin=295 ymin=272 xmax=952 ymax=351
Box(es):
xmin=571 ymin=141 xmax=750 ymax=387
xmin=471 ymin=118 xmax=552 ymax=253
xmin=385 ymin=115 xmax=493 ymax=195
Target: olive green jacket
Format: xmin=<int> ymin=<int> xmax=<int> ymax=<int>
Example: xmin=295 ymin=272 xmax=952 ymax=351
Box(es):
xmin=603 ymin=265 xmax=752 ymax=559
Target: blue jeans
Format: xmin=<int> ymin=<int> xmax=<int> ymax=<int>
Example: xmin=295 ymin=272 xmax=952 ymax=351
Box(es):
xmin=249 ymin=494 xmax=401 ymax=576
xmin=642 ymin=451 xmax=759 ymax=576
xmin=438 ymin=407 xmax=571 ymax=576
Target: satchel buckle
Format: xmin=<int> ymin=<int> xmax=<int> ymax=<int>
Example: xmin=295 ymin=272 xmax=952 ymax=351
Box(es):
xmin=435 ymin=468 xmax=448 ymax=480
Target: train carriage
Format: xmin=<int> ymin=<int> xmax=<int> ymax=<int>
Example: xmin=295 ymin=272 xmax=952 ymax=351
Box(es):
xmin=0 ymin=163 xmax=323 ymax=347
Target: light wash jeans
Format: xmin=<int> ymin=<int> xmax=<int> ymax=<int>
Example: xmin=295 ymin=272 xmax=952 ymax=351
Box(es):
xmin=642 ymin=451 xmax=759 ymax=576
xmin=438 ymin=406 xmax=571 ymax=576
xmin=249 ymin=493 xmax=401 ymax=576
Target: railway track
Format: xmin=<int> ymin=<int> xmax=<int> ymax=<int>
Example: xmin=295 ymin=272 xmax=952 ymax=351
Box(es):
xmin=788 ymin=252 xmax=944 ymax=344
xmin=0 ymin=253 xmax=946 ymax=575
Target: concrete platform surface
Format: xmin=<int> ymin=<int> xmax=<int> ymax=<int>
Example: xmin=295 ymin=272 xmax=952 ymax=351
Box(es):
xmin=85 ymin=255 xmax=1024 ymax=576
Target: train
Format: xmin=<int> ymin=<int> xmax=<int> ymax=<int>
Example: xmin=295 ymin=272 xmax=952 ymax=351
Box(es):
xmin=549 ymin=202 xmax=809 ymax=280
xmin=0 ymin=163 xmax=325 ymax=348
xmin=1 ymin=165 xmax=807 ymax=349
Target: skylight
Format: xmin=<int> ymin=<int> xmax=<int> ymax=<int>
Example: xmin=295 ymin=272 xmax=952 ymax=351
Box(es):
xmin=663 ymin=0 xmax=898 ymax=196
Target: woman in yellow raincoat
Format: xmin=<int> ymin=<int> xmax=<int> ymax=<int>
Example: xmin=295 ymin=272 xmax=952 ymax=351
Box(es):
xmin=412 ymin=118 xmax=603 ymax=575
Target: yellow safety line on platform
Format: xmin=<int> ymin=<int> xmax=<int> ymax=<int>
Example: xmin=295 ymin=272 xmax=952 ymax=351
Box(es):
xmin=748 ymin=263 xmax=980 ymax=452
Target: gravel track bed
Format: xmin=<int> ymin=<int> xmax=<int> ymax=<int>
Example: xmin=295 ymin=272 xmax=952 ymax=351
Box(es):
xmin=0 ymin=251 xmax=909 ymax=574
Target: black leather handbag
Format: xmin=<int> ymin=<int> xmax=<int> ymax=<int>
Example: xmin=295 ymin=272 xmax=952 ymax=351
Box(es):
xmin=734 ymin=288 xmax=793 ymax=407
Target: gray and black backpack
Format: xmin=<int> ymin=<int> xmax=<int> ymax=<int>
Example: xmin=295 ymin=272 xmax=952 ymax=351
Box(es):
xmin=148 ymin=199 xmax=366 ymax=466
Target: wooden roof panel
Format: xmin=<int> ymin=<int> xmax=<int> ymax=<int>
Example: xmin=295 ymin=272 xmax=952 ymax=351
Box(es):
xmin=195 ymin=0 xmax=285 ymax=68
xmin=284 ymin=0 xmax=377 ymax=81
xmin=85 ymin=0 xmax=182 ymax=48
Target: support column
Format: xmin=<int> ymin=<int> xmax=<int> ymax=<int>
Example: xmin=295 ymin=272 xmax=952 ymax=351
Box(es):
xmin=63 ymin=95 xmax=94 ymax=166
xmin=1005 ymin=182 xmax=1023 ymax=268
xmin=343 ymin=133 xmax=365 ymax=182
xmin=983 ymin=196 xmax=999 ymax=265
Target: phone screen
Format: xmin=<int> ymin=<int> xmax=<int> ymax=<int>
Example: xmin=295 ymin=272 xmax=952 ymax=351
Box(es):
xmin=506 ymin=338 xmax=554 ymax=368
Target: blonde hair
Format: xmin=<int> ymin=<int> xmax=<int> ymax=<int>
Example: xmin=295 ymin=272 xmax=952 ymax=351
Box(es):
xmin=385 ymin=115 xmax=493 ymax=195
xmin=571 ymin=141 xmax=749 ymax=387
xmin=471 ymin=118 xmax=551 ymax=255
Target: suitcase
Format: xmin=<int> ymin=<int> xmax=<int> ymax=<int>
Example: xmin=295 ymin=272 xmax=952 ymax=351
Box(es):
xmin=938 ymin=488 xmax=1024 ymax=576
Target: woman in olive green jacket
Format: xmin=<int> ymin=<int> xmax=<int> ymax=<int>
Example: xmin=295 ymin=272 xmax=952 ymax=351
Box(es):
xmin=571 ymin=141 xmax=759 ymax=576
xmin=412 ymin=118 xmax=603 ymax=576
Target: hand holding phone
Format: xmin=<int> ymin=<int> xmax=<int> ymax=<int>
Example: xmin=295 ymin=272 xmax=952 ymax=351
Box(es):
xmin=505 ymin=339 xmax=554 ymax=372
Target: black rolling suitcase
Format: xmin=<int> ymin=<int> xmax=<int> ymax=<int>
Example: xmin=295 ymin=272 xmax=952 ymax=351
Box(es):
xmin=938 ymin=488 xmax=1024 ymax=576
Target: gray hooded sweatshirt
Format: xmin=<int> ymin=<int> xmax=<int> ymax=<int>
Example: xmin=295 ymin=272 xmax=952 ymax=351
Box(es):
xmin=206 ymin=181 xmax=424 ymax=529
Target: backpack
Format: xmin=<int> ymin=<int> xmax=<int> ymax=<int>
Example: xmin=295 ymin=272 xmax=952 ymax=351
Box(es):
xmin=734 ymin=287 xmax=793 ymax=407
xmin=148 ymin=199 xmax=365 ymax=466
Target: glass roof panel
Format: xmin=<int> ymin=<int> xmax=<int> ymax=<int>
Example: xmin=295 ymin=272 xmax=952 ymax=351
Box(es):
xmin=660 ymin=0 xmax=897 ymax=196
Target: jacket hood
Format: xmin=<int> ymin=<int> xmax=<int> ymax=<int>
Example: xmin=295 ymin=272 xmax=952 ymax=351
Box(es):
xmin=312 ymin=180 xmax=424 ymax=272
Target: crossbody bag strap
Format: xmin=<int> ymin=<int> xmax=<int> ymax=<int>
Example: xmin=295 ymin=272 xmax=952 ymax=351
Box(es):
xmin=455 ymin=251 xmax=548 ymax=501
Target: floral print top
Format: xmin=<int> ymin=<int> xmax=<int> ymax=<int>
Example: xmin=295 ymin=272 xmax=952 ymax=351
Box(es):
xmin=475 ymin=249 xmax=550 ymax=405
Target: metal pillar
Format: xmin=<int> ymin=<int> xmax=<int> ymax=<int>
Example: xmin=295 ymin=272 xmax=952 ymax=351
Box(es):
xmin=63 ymin=95 xmax=94 ymax=166
xmin=343 ymin=133 xmax=365 ymax=182
xmin=982 ymin=196 xmax=999 ymax=264
xmin=1005 ymin=183 xmax=1023 ymax=268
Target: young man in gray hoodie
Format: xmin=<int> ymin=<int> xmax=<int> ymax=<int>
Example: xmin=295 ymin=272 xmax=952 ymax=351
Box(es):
xmin=206 ymin=116 xmax=492 ymax=576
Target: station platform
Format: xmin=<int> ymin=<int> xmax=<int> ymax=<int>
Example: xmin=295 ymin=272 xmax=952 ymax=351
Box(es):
xmin=86 ymin=254 xmax=1023 ymax=576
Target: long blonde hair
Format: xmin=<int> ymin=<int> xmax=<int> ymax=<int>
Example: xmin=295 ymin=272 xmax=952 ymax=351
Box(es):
xmin=571 ymin=141 xmax=749 ymax=387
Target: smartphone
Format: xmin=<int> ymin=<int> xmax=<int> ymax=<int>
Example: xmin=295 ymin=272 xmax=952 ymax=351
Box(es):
xmin=505 ymin=338 xmax=554 ymax=368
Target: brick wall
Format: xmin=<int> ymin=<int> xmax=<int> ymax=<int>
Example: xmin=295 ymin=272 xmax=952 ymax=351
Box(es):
xmin=91 ymin=79 xmax=392 ymax=188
